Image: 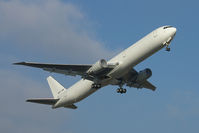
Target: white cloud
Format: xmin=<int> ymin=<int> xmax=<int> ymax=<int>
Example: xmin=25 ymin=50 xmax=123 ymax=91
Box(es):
xmin=0 ymin=0 xmax=119 ymax=132
xmin=0 ymin=0 xmax=116 ymax=63
xmin=0 ymin=69 xmax=74 ymax=133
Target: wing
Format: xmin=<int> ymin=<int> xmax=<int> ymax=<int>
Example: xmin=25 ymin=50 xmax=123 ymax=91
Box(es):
xmin=14 ymin=61 xmax=116 ymax=81
xmin=26 ymin=98 xmax=59 ymax=105
xmin=122 ymin=68 xmax=156 ymax=91
xmin=126 ymin=80 xmax=156 ymax=91
xmin=14 ymin=62 xmax=91 ymax=76
xmin=142 ymin=80 xmax=156 ymax=91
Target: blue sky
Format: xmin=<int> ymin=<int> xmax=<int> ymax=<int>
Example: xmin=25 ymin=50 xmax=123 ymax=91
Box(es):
xmin=0 ymin=0 xmax=199 ymax=133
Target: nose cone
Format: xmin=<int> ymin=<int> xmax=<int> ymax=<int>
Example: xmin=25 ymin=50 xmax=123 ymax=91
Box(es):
xmin=171 ymin=27 xmax=177 ymax=37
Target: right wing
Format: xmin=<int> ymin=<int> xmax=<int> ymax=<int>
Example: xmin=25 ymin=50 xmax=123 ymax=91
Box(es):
xmin=126 ymin=80 xmax=156 ymax=91
xmin=121 ymin=68 xmax=156 ymax=91
xmin=142 ymin=80 xmax=156 ymax=91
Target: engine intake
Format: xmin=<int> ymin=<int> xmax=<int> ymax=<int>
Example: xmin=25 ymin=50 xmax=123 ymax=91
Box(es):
xmin=136 ymin=68 xmax=152 ymax=83
xmin=87 ymin=59 xmax=108 ymax=75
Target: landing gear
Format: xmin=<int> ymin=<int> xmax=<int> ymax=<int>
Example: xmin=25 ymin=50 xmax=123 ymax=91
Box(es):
xmin=92 ymin=83 xmax=101 ymax=89
xmin=164 ymin=42 xmax=171 ymax=52
xmin=117 ymin=88 xmax=127 ymax=94
xmin=116 ymin=80 xmax=127 ymax=94
xmin=166 ymin=46 xmax=171 ymax=51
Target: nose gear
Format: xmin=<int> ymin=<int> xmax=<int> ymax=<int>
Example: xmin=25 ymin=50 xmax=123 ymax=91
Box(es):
xmin=164 ymin=37 xmax=173 ymax=52
xmin=163 ymin=41 xmax=171 ymax=52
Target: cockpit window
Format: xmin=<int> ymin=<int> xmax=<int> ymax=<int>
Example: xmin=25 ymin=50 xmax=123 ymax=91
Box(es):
xmin=163 ymin=26 xmax=173 ymax=29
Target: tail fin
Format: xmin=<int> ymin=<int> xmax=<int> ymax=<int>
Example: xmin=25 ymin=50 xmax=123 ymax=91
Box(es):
xmin=47 ymin=76 xmax=66 ymax=99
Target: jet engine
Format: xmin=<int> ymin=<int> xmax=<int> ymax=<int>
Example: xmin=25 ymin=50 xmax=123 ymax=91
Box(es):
xmin=87 ymin=59 xmax=108 ymax=75
xmin=136 ymin=68 xmax=152 ymax=83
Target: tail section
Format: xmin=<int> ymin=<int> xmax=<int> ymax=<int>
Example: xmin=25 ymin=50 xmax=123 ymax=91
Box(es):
xmin=47 ymin=76 xmax=66 ymax=99
xmin=26 ymin=76 xmax=77 ymax=109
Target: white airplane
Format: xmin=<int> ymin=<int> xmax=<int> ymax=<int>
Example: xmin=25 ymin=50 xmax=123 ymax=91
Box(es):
xmin=14 ymin=25 xmax=177 ymax=109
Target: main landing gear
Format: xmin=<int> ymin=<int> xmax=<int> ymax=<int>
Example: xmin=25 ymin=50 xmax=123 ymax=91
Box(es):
xmin=92 ymin=83 xmax=101 ymax=89
xmin=116 ymin=81 xmax=127 ymax=94
xmin=117 ymin=88 xmax=127 ymax=94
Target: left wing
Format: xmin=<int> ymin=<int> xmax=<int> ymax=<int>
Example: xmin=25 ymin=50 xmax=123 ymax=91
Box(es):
xmin=14 ymin=61 xmax=116 ymax=81
xmin=14 ymin=62 xmax=91 ymax=76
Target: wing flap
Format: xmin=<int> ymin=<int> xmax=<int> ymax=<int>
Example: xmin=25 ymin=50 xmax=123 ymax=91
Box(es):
xmin=26 ymin=98 xmax=59 ymax=105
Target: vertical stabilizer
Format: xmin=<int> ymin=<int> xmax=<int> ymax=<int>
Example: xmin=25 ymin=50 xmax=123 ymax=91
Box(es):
xmin=47 ymin=76 xmax=66 ymax=99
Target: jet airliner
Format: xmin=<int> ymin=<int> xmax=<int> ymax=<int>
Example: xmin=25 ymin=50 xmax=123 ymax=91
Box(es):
xmin=14 ymin=25 xmax=177 ymax=109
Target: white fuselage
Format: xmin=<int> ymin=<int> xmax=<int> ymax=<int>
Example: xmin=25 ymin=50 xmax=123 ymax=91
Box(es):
xmin=54 ymin=26 xmax=177 ymax=108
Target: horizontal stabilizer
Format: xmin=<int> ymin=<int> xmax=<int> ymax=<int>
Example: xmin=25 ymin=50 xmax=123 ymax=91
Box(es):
xmin=64 ymin=104 xmax=78 ymax=109
xmin=26 ymin=98 xmax=59 ymax=105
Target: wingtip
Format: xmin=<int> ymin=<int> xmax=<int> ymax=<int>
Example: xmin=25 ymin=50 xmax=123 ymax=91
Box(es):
xmin=152 ymin=87 xmax=156 ymax=91
xmin=13 ymin=62 xmax=26 ymax=65
xmin=26 ymin=99 xmax=31 ymax=102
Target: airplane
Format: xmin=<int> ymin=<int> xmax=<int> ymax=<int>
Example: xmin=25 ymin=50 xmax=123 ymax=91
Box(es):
xmin=14 ymin=25 xmax=177 ymax=109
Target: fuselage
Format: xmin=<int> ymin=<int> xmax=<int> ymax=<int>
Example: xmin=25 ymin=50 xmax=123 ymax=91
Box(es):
xmin=53 ymin=26 xmax=177 ymax=108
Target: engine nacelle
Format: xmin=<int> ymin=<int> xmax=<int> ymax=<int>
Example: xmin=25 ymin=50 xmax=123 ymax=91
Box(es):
xmin=136 ymin=68 xmax=152 ymax=83
xmin=87 ymin=59 xmax=108 ymax=75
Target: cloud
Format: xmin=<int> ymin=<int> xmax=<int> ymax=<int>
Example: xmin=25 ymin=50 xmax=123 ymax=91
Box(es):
xmin=0 ymin=0 xmax=116 ymax=63
xmin=0 ymin=69 xmax=76 ymax=133
xmin=0 ymin=0 xmax=119 ymax=132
